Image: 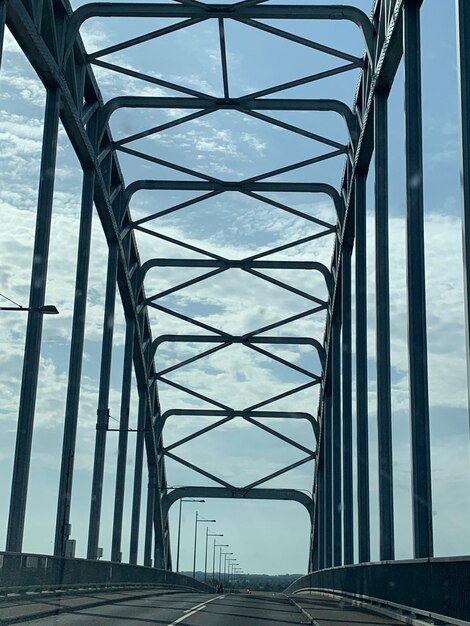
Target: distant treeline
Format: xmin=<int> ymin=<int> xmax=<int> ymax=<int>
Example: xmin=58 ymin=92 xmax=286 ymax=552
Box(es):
xmin=186 ymin=572 xmax=302 ymax=592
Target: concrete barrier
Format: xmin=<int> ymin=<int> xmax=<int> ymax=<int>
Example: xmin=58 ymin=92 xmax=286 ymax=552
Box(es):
xmin=285 ymin=556 xmax=470 ymax=622
xmin=0 ymin=552 xmax=213 ymax=594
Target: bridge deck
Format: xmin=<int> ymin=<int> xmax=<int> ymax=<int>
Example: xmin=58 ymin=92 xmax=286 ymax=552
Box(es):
xmin=293 ymin=592 xmax=401 ymax=625
xmin=1 ymin=590 xmax=403 ymax=625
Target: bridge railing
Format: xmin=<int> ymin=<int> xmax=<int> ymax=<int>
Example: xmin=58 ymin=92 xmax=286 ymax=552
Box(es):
xmin=285 ymin=557 xmax=470 ymax=624
xmin=0 ymin=552 xmax=213 ymax=594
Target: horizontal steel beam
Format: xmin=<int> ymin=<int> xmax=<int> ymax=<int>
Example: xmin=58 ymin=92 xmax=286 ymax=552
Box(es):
xmin=101 ymin=97 xmax=356 ymax=139
xmin=163 ymin=415 xmax=315 ymax=457
xmin=138 ymin=259 xmax=331 ymax=305
xmin=162 ymin=487 xmax=314 ymax=522
xmin=158 ymin=408 xmax=320 ymax=439
xmin=125 ymin=179 xmax=341 ymax=194
xmin=139 ymin=259 xmax=331 ymax=287
xmin=68 ymin=5 xmax=373 ymax=59
xmin=141 ymin=259 xmax=330 ymax=269
xmin=151 ymin=334 xmax=326 ymax=368
xmin=124 ymin=180 xmax=344 ymax=217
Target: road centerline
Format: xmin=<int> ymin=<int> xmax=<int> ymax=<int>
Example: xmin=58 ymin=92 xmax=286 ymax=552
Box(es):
xmin=169 ymin=594 xmax=225 ymax=625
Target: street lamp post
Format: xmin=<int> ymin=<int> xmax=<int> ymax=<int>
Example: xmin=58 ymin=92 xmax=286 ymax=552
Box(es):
xmin=226 ymin=557 xmax=236 ymax=586
xmin=224 ymin=555 xmax=229 ymax=584
xmin=0 ymin=292 xmax=59 ymax=314
xmin=229 ymin=561 xmax=238 ymax=587
xmin=214 ymin=542 xmax=228 ymax=581
xmin=233 ymin=567 xmax=242 ymax=589
xmin=224 ymin=554 xmax=235 ymax=585
xmin=220 ymin=550 xmax=232 ymax=585
xmin=0 ymin=306 xmax=59 ymax=313
xmin=205 ymin=530 xmax=223 ymax=582
xmin=192 ymin=512 xmax=216 ymax=579
xmin=176 ymin=499 xmax=204 ymax=573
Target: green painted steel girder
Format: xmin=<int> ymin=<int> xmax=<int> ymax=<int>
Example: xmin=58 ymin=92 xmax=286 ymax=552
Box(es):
xmin=162 ymin=487 xmax=314 ymax=523
xmin=68 ymin=4 xmax=374 ymax=60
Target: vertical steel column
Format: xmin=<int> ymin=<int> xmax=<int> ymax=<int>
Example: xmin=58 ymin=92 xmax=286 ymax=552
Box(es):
xmin=149 ymin=388 xmax=166 ymax=569
xmin=164 ymin=523 xmax=172 ymax=570
xmin=54 ymin=167 xmax=95 ymax=557
xmin=355 ymin=173 xmax=371 ymax=563
xmin=403 ymin=0 xmax=433 ymax=559
xmin=375 ymin=89 xmax=395 ymax=561
xmin=342 ymin=245 xmax=354 ymax=564
xmin=153 ymin=458 xmax=166 ymax=569
xmin=310 ymin=502 xmax=319 ymax=572
xmin=316 ymin=467 xmax=325 ymax=570
xmin=87 ymin=244 xmax=119 ymax=559
xmin=129 ymin=390 xmax=147 ymax=564
xmin=323 ymin=391 xmax=333 ymax=568
xmin=0 ymin=0 xmax=6 ymax=69
xmin=316 ymin=405 xmax=326 ymax=571
xmin=6 ymin=88 xmax=60 ymax=553
xmin=456 ymin=0 xmax=470 ymax=428
xmin=331 ymin=312 xmax=342 ymax=566
xmin=144 ymin=464 xmax=156 ymax=567
xmin=111 ymin=317 xmax=135 ymax=562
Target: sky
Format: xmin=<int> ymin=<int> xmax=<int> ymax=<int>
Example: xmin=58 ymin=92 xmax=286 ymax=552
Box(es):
xmin=0 ymin=0 xmax=469 ymax=577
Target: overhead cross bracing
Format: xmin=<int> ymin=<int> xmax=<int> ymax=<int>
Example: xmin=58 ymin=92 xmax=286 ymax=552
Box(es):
xmin=1 ymin=0 xmax=362 ymax=570
xmin=80 ymin=0 xmax=358 ymax=570
xmin=1 ymin=0 xmax=470 ymax=586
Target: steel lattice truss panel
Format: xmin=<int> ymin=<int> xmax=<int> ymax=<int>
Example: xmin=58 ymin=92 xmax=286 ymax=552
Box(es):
xmin=76 ymin=0 xmax=360 ymax=554
xmin=3 ymin=0 xmax=433 ymax=572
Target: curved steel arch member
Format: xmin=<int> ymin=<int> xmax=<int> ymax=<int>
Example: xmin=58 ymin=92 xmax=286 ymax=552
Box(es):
xmin=67 ymin=4 xmax=374 ymax=61
xmin=162 ymin=487 xmax=314 ymax=524
xmin=99 ymin=97 xmax=357 ymax=143
xmin=123 ymin=179 xmax=344 ymax=222
xmin=149 ymin=334 xmax=326 ymax=369
xmin=158 ymin=409 xmax=320 ymax=440
xmin=137 ymin=260 xmax=333 ymax=308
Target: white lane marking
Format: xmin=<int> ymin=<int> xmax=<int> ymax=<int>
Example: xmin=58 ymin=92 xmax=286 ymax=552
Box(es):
xmin=169 ymin=605 xmax=205 ymax=625
xmin=183 ymin=595 xmax=224 ymax=613
xmin=168 ymin=595 xmax=225 ymax=625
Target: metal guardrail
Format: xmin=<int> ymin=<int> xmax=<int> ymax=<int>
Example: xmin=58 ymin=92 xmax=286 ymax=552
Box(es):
xmin=0 ymin=582 xmax=179 ymax=600
xmin=291 ymin=588 xmax=470 ymax=626
xmin=0 ymin=552 xmax=213 ymax=595
xmin=285 ymin=556 xmax=470 ymax=623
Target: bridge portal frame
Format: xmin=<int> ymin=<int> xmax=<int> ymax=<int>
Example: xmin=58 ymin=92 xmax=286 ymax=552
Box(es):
xmin=2 ymin=0 xmax=361 ymax=571
xmin=2 ymin=0 xmax=467 ymax=583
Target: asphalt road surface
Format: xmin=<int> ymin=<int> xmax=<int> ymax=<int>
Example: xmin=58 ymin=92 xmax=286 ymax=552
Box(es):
xmin=18 ymin=590 xmax=404 ymax=625
xmin=21 ymin=592 xmax=298 ymax=625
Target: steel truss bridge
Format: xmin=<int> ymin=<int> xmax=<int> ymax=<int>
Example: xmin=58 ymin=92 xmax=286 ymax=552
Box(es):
xmin=1 ymin=0 xmax=470 ymax=623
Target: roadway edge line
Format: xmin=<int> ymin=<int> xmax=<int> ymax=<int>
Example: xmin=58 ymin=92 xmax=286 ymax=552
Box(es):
xmin=287 ymin=596 xmax=320 ymax=626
